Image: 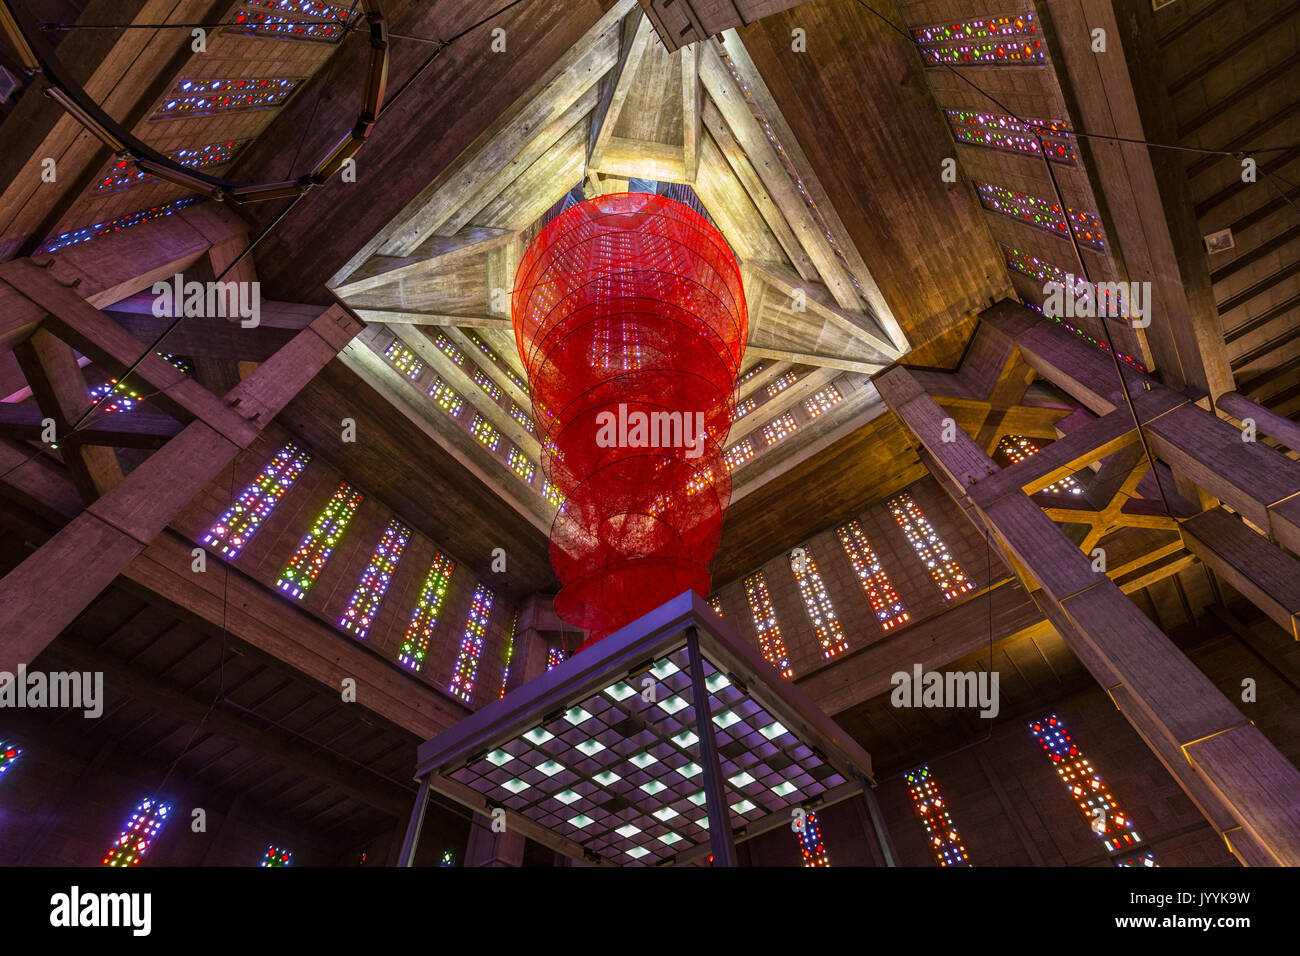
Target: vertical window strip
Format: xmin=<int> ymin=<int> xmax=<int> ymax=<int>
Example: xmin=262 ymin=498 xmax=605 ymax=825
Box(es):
xmin=450 ymin=584 xmax=494 ymax=701
xmin=0 ymin=740 xmax=21 ymax=777
xmin=428 ymin=378 xmax=464 ymax=416
xmin=743 ymin=572 xmax=792 ymax=678
xmin=796 ymin=810 xmax=829 ymax=866
xmin=888 ymin=492 xmax=972 ymax=600
xmin=835 ymin=520 xmax=908 ymax=630
xmin=276 ymin=482 xmax=363 ymax=599
xmin=103 ymin=798 xmax=172 ymax=867
xmin=547 ymin=647 xmax=566 ymax=671
xmin=260 ymin=845 xmax=293 ymax=866
xmin=397 ymin=552 xmax=455 ymax=672
xmin=1029 ymin=714 xmax=1149 ymax=862
xmin=789 ymin=548 xmax=848 ymax=658
xmin=761 ymin=413 xmax=798 ymax=446
xmin=804 ymin=384 xmax=843 ymax=417
xmin=203 ymin=442 xmax=311 ymax=558
xmin=384 ymin=340 xmax=424 ymax=380
xmin=339 ymin=519 xmax=410 ymax=638
xmin=722 ymin=440 xmax=754 ymax=472
xmin=499 ymin=612 xmax=517 ymax=698
xmin=904 ymin=766 xmax=969 ymax=867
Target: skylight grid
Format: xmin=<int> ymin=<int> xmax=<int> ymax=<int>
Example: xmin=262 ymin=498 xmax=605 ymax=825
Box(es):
xmin=442 ymin=644 xmax=845 ymax=865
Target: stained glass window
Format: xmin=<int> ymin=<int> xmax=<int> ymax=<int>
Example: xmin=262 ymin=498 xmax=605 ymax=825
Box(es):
xmin=804 ymin=385 xmax=843 ymax=417
xmin=35 ymin=196 xmax=202 ymax=255
xmin=913 ymin=13 xmax=1044 ymax=65
xmin=339 ymin=519 xmax=410 ymax=639
xmin=1018 ymin=297 xmax=1146 ymax=372
xmin=835 ymin=520 xmax=908 ymax=630
xmin=276 ymin=482 xmax=363 ymax=599
xmin=889 ymin=492 xmax=972 ymax=600
xmin=470 ymin=415 xmax=501 ymax=451
xmin=450 ymin=584 xmax=494 ymax=701
xmin=761 ymin=414 xmax=798 ymax=446
xmin=435 ymin=334 xmax=466 ymax=366
xmin=723 ymin=440 xmax=754 ymax=472
xmin=229 ymin=0 xmax=354 ymax=42
xmin=905 ymin=766 xmax=968 ymax=866
xmin=474 ymin=369 xmax=502 ymax=401
xmin=796 ymin=810 xmax=829 ymax=867
xmin=155 ymin=77 xmax=300 ymax=118
xmin=384 ymin=340 xmax=424 ymax=380
xmin=543 ymin=481 xmax=564 ymax=509
xmin=733 ymin=398 xmax=757 ymax=420
xmin=103 ymin=797 xmax=172 ymax=867
xmin=500 ymin=613 xmax=517 ymax=698
xmin=88 ymin=379 xmax=142 ymax=413
xmin=994 ymin=435 xmax=1083 ymax=495
xmin=96 ymin=140 xmax=247 ymax=193
xmin=397 ymin=552 xmax=454 ymax=671
xmin=507 ymin=447 xmax=536 ymax=483
xmin=766 ymin=372 xmax=798 ymax=397
xmin=440 ymin=849 xmax=456 ymax=866
xmin=738 ymin=362 xmax=765 ymax=385
xmin=1003 ymin=243 xmax=1125 ymax=316
xmin=260 ymin=845 xmax=293 ymax=867
xmin=428 ymin=379 xmax=464 ymax=416
xmin=743 ymin=572 xmax=793 ymax=678
xmin=946 ymin=110 xmax=1075 ymax=163
xmin=547 ymin=647 xmax=566 ymax=671
xmin=975 ymin=182 xmax=1105 ymax=251
xmin=1116 ymin=852 xmax=1157 ymax=868
xmin=707 ymin=595 xmax=724 ymax=617
xmin=0 ymin=741 xmax=20 ymax=777
xmin=203 ymin=442 xmax=311 ymax=558
xmin=157 ymin=352 xmax=193 ymax=373
xmin=510 ymin=403 xmax=535 ymax=434
xmin=789 ymin=547 xmax=848 ymax=659
xmin=1029 ymin=714 xmax=1148 ymax=860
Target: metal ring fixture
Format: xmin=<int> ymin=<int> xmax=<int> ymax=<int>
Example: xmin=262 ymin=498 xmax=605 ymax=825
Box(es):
xmin=0 ymin=0 xmax=389 ymax=203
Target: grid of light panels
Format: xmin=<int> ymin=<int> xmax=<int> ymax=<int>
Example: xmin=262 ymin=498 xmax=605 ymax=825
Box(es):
xmin=442 ymin=644 xmax=848 ymax=866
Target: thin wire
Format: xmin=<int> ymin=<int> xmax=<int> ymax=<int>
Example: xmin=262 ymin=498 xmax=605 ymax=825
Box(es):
xmin=287 ymin=0 xmax=362 ymax=179
xmin=38 ymin=18 xmax=354 ymax=30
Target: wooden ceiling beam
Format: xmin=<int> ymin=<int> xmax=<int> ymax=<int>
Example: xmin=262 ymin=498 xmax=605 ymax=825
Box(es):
xmin=0 ymin=401 xmax=180 ymax=448
xmin=352 ymin=309 xmax=512 ymax=330
xmin=335 ymin=226 xmax=516 ymax=298
xmin=587 ymin=10 xmax=653 ymax=173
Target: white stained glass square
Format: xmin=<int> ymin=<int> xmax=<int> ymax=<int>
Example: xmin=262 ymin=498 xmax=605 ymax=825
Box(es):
xmin=705 ymin=673 xmax=731 ymax=692
xmin=730 ymin=798 xmax=757 ymax=814
xmin=523 ymin=727 xmax=554 ymax=745
xmin=650 ymin=659 xmax=680 ymax=679
xmin=604 ymin=682 xmax=637 ymax=701
xmin=564 ymin=706 xmax=592 ymax=725
xmin=555 ymin=790 xmax=582 ymax=805
xmin=677 ymin=762 xmax=702 ymax=779
xmin=503 ymin=778 xmax=530 ymax=794
xmin=594 ymin=771 xmax=621 ymax=786
xmin=640 ymin=780 xmax=668 ymax=796
xmin=671 ymin=731 xmax=698 ymax=749
xmin=568 ymin=814 xmax=595 ymax=829
xmin=713 ymin=710 xmax=741 ymax=729
xmin=728 ymin=771 xmax=755 ymax=788
xmin=688 ymin=791 xmax=707 ymax=806
xmin=658 ymin=832 xmax=682 ymax=846
xmin=576 ymin=739 xmax=606 ymax=756
xmin=486 ymin=749 xmax=513 ymax=766
xmin=626 ymin=847 xmax=650 ymax=859
xmin=538 ymin=760 xmax=565 ymax=777
xmin=616 ymin=824 xmax=641 ymax=838
xmin=629 ymin=752 xmax=658 ymax=769
xmin=653 ymin=807 xmax=679 ymax=822
xmin=657 ymin=695 xmax=689 ymax=715
xmin=696 ymin=816 xmax=710 ymax=829
xmin=771 ymin=781 xmax=798 ymax=797
xmin=759 ymin=721 xmax=787 ymax=740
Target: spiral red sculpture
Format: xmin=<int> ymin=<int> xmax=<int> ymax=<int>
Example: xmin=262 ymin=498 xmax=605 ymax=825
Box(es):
xmin=513 ymin=192 xmax=747 ymax=647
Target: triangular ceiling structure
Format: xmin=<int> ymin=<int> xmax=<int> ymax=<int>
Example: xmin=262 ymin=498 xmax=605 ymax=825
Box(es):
xmin=326 ymin=0 xmax=913 ymax=528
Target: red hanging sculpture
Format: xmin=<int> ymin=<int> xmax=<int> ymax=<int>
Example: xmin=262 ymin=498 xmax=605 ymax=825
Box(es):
xmin=513 ymin=192 xmax=747 ymax=646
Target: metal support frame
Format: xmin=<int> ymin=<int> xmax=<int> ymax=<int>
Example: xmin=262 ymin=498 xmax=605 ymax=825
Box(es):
xmin=398 ymin=774 xmax=431 ymax=868
xmin=861 ymin=781 xmax=897 ymax=867
xmin=684 ymin=624 xmax=738 ymax=867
